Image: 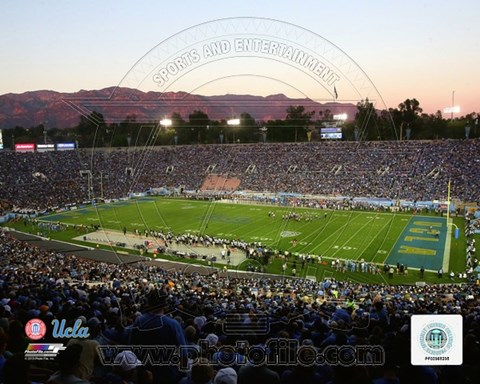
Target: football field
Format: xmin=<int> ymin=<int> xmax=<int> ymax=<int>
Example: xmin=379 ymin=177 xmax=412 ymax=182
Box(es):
xmin=39 ymin=197 xmax=451 ymax=272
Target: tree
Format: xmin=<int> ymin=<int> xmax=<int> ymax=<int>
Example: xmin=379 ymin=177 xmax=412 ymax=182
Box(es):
xmin=322 ymin=108 xmax=332 ymax=121
xmin=188 ymin=110 xmax=209 ymax=143
xmin=77 ymin=111 xmax=105 ymax=135
xmin=377 ymin=109 xmax=397 ymax=140
xmin=239 ymin=112 xmax=256 ymax=143
xmin=265 ymin=119 xmax=288 ymax=142
xmin=355 ymin=98 xmax=378 ymax=140
xmin=465 ymin=112 xmax=480 ymax=138
xmin=285 ymin=105 xmax=315 ymax=142
xmin=166 ymin=112 xmax=186 ymax=145
xmin=398 ymin=98 xmax=423 ymax=139
xmin=76 ymin=111 xmax=106 ymax=147
xmin=416 ymin=111 xmax=446 ymax=139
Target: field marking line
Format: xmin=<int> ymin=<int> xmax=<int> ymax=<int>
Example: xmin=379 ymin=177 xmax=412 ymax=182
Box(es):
xmin=322 ymin=270 xmax=334 ymax=280
xmin=223 ymin=208 xmax=276 ymax=241
xmin=343 ymin=274 xmax=368 ymax=285
xmin=38 ymin=198 xmax=449 ymax=268
xmin=271 ymin=207 xmax=301 ymax=247
xmin=368 ymin=215 xmax=397 ymax=264
xmin=328 ymin=213 xmax=379 ymax=259
xmin=378 ymin=213 xmax=409 ymax=265
xmin=330 ymin=215 xmax=374 ymax=260
xmin=354 ymin=215 xmax=394 ymax=262
xmin=151 ymin=199 xmax=171 ymax=230
xmin=329 ymin=212 xmax=391 ymax=260
xmin=199 ymin=200 xmax=217 ymax=234
xmin=378 ymin=270 xmax=390 ymax=286
xmin=306 ymin=265 xmax=317 ymax=279
xmin=309 ymin=212 xmax=362 ymax=254
xmin=216 ymin=199 xmax=427 ymax=219
xmin=292 ymin=213 xmax=343 ymax=253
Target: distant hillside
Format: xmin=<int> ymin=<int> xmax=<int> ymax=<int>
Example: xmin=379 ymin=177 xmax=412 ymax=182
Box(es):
xmin=0 ymin=87 xmax=356 ymax=128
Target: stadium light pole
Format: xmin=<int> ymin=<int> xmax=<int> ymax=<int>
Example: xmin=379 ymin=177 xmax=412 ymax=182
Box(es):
xmin=99 ymin=171 xmax=104 ymax=200
xmin=259 ymin=126 xmax=267 ymax=143
xmin=451 ymin=90 xmax=455 ymax=120
xmin=333 ymin=113 xmax=348 ymax=121
xmin=43 ymin=121 xmax=48 ymax=144
xmin=474 ymin=113 xmax=479 ymax=138
xmin=227 ymin=118 xmax=240 ymax=144
xmin=159 ymin=118 xmax=172 ymax=146
xmin=80 ymin=170 xmax=93 ymax=202
xmin=443 ymin=91 xmax=460 ymax=121
xmin=160 ymin=118 xmax=172 ymax=129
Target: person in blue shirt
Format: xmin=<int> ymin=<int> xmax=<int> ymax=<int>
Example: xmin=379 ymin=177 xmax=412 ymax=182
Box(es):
xmin=129 ymin=288 xmax=187 ymax=384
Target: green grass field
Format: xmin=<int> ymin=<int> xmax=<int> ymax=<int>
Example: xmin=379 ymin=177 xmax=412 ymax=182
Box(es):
xmin=17 ymin=196 xmax=468 ymax=285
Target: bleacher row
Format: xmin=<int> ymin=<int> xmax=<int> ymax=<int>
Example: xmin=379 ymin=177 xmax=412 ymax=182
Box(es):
xmin=1 ymin=139 xmax=479 ymax=212
xmin=1 ymin=229 xmax=480 ymax=383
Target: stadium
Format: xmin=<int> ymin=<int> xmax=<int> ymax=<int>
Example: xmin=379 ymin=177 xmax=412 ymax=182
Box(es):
xmin=0 ymin=12 xmax=479 ymax=384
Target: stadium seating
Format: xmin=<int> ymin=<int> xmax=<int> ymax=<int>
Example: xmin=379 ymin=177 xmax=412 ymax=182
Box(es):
xmin=1 ymin=139 xmax=480 ymax=212
xmin=0 ymin=229 xmax=479 ymax=383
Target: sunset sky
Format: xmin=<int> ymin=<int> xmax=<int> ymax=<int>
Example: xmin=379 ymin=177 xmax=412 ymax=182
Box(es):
xmin=1 ymin=0 xmax=479 ymax=115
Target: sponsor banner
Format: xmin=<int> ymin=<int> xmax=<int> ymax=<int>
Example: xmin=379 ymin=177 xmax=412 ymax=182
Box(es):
xmin=0 ymin=214 xmax=15 ymax=224
xmin=352 ymin=197 xmax=394 ymax=207
xmin=15 ymin=143 xmax=35 ymax=152
xmin=411 ymin=314 xmax=462 ymax=365
xmin=399 ymin=200 xmax=454 ymax=211
xmin=320 ymin=126 xmax=342 ymax=139
xmin=56 ymin=142 xmax=75 ymax=151
xmin=129 ymin=192 xmax=147 ymax=197
xmin=37 ymin=143 xmax=55 ymax=152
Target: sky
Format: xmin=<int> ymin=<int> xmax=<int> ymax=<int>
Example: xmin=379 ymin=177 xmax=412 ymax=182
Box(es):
xmin=0 ymin=0 xmax=479 ymax=115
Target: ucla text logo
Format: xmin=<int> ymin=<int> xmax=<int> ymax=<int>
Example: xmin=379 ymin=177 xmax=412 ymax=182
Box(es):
xmin=52 ymin=319 xmax=90 ymax=339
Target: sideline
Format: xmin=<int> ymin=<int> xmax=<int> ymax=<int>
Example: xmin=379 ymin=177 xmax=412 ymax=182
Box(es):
xmin=2 ymin=228 xmax=287 ymax=280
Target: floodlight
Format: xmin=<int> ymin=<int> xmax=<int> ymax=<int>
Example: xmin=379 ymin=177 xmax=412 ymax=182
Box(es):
xmin=227 ymin=119 xmax=240 ymax=126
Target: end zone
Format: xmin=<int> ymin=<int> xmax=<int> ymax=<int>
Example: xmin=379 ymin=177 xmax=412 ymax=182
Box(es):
xmin=386 ymin=216 xmax=448 ymax=271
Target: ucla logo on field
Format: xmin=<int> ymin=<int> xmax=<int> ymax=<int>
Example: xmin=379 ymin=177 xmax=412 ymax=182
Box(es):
xmin=280 ymin=231 xmax=301 ymax=238
xmin=52 ymin=319 xmax=90 ymax=339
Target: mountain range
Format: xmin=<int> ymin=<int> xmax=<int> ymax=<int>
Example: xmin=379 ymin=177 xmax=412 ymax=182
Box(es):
xmin=0 ymin=87 xmax=356 ymax=129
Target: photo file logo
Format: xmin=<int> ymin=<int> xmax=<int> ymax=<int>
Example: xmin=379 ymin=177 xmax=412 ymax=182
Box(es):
xmin=411 ymin=314 xmax=462 ymax=365
xmin=25 ymin=344 xmax=67 ymax=361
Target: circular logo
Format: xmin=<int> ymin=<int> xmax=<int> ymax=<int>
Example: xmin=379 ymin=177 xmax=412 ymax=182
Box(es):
xmin=25 ymin=318 xmax=47 ymax=340
xmin=425 ymin=328 xmax=448 ymax=350
xmin=419 ymin=322 xmax=453 ymax=355
xmin=280 ymin=231 xmax=301 ymax=238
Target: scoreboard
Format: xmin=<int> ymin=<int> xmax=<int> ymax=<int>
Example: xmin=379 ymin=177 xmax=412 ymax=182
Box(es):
xmin=320 ymin=127 xmax=342 ymax=139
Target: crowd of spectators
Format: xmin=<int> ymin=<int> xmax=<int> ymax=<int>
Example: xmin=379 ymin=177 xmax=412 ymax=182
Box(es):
xmin=465 ymin=212 xmax=479 ymax=275
xmin=1 ymin=139 xmax=479 ymax=212
xmin=0 ymin=229 xmax=479 ymax=383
